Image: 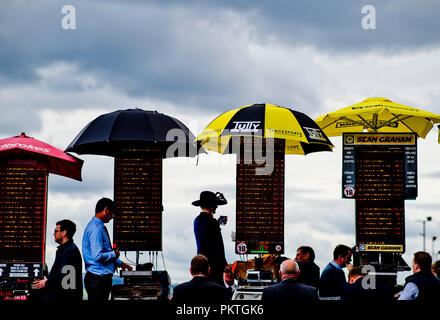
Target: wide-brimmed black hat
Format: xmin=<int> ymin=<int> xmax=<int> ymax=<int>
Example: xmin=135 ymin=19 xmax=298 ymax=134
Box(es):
xmin=192 ymin=191 xmax=227 ymax=208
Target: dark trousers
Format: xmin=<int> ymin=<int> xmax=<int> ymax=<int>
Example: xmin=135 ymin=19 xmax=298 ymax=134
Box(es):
xmin=84 ymin=272 xmax=113 ymax=301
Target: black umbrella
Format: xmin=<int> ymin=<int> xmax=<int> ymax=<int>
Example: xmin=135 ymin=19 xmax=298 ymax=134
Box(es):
xmin=65 ymin=108 xmax=204 ymax=158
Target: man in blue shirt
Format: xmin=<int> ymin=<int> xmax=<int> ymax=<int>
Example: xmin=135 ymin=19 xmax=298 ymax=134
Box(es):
xmin=82 ymin=198 xmax=132 ymax=301
xmin=396 ymin=251 xmax=440 ymax=301
xmin=319 ymin=244 xmax=352 ymax=299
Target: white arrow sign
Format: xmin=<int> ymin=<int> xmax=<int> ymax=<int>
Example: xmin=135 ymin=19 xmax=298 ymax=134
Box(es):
xmin=0 ymin=268 xmax=3 ymax=276
xmin=34 ymin=269 xmax=39 ymax=277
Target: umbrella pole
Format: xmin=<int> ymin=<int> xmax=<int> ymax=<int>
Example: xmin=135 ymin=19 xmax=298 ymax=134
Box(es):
xmin=373 ymin=114 xmax=378 ymax=130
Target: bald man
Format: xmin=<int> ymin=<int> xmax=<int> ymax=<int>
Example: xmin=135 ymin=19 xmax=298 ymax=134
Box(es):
xmin=262 ymin=259 xmax=319 ymax=302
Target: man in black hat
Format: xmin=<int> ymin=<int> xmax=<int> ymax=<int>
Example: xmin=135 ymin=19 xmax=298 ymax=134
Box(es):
xmin=192 ymin=191 xmax=228 ymax=286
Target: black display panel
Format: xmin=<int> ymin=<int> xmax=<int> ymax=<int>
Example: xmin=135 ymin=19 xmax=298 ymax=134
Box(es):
xmin=341 ymin=133 xmax=415 ymax=253
xmin=356 ymin=199 xmax=405 ymax=252
xmin=113 ymin=149 xmax=162 ymax=251
xmin=0 ymin=160 xmax=47 ymax=263
xmin=342 ymin=133 xmax=417 ymax=199
xmin=356 ymin=148 xmax=405 ymax=199
xmin=235 ymin=138 xmax=285 ymax=255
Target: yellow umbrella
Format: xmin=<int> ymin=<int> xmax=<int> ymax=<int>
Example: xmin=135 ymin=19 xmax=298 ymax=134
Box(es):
xmin=196 ymin=103 xmax=334 ymax=155
xmin=315 ymin=97 xmax=440 ymax=139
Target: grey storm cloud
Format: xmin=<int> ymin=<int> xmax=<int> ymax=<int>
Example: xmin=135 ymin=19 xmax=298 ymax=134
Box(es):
xmin=2 ymin=0 xmax=440 ymax=110
xmin=226 ymin=0 xmax=440 ymax=51
xmin=97 ymin=0 xmax=440 ymax=50
xmin=1 ymin=1 xmax=258 ymax=107
xmin=48 ymin=156 xmax=114 ymax=195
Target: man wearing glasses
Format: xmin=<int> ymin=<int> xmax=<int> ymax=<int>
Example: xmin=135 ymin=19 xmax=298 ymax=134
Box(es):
xmin=32 ymin=219 xmax=83 ymax=301
xmin=223 ymin=264 xmax=237 ymax=299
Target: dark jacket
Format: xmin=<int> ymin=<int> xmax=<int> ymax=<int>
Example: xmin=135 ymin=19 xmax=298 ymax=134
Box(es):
xmin=405 ymin=271 xmax=440 ymax=302
xmin=194 ymin=212 xmax=227 ymax=285
xmin=297 ymin=260 xmax=320 ymax=288
xmin=172 ymin=276 xmax=229 ymax=303
xmin=319 ymin=262 xmax=346 ymax=298
xmin=341 ymin=277 xmax=394 ymax=302
xmin=262 ymin=278 xmax=319 ymax=302
xmin=45 ymin=240 xmax=83 ymax=301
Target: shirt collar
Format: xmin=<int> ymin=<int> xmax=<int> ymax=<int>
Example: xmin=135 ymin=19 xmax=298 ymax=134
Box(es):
xmin=92 ymin=216 xmax=104 ymax=226
xmin=199 ymin=212 xmax=215 ymax=219
xmin=57 ymin=239 xmax=73 ymax=250
xmin=282 ymin=277 xmax=298 ymax=282
xmin=330 ymin=261 xmax=342 ymax=271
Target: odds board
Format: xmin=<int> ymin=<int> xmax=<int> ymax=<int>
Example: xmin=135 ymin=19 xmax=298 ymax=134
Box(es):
xmin=0 ymin=159 xmax=47 ymax=263
xmin=342 ymin=133 xmax=416 ymax=253
xmin=235 ymin=138 xmax=285 ymax=255
xmin=114 ymin=148 xmax=162 ymax=251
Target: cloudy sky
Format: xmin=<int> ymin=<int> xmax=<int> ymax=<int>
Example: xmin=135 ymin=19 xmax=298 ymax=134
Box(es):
xmin=1 ymin=0 xmax=440 ymax=286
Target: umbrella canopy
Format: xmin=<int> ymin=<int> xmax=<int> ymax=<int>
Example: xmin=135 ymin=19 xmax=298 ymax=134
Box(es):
xmin=315 ymin=97 xmax=440 ymax=138
xmin=0 ymin=132 xmax=83 ymax=181
xmin=65 ymin=108 xmax=204 ymax=158
xmin=196 ymin=103 xmax=334 ymax=155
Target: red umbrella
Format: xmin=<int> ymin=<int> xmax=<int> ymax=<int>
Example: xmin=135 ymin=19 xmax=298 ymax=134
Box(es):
xmin=0 ymin=132 xmax=83 ymax=181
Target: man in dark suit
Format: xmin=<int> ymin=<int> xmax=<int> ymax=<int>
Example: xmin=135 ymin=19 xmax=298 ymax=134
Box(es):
xmin=262 ymin=259 xmax=319 ymax=302
xmin=172 ymin=254 xmax=229 ymax=303
xmin=295 ymin=246 xmax=320 ymax=288
xmin=223 ymin=264 xmax=237 ymax=300
xmin=319 ymin=244 xmax=352 ymax=299
xmin=341 ymin=266 xmax=394 ymax=301
xmin=32 ymin=219 xmax=83 ymax=301
xmin=192 ymin=191 xmax=228 ymax=285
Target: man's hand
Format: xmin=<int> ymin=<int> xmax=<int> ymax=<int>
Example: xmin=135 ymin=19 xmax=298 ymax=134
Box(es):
xmin=32 ymin=276 xmax=47 ymax=289
xmin=120 ymin=262 xmax=133 ymax=271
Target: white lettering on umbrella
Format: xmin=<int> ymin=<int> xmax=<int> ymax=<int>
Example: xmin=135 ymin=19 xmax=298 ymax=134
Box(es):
xmin=0 ymin=143 xmax=51 ymax=153
xmin=230 ymin=121 xmax=261 ymax=133
xmin=303 ymin=127 xmax=326 ymax=141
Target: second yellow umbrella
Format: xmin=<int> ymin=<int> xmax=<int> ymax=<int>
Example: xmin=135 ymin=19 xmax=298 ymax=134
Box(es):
xmin=315 ymin=97 xmax=440 ymax=138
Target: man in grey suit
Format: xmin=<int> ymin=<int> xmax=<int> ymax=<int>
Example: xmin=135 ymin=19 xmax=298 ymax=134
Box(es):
xmin=262 ymin=259 xmax=319 ymax=302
